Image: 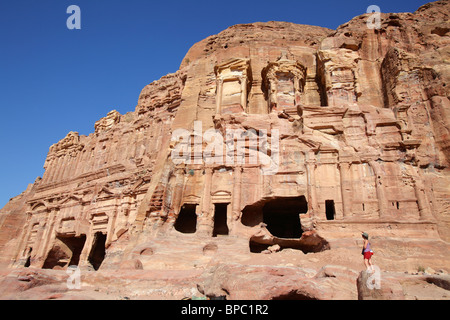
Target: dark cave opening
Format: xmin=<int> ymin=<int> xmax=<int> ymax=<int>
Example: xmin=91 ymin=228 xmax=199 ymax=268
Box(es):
xmin=174 ymin=204 xmax=198 ymax=234
xmin=88 ymin=232 xmax=106 ymax=271
xmin=272 ymin=290 xmax=318 ymax=300
xmin=43 ymin=235 xmax=86 ymax=269
xmin=262 ymin=196 xmax=307 ymax=239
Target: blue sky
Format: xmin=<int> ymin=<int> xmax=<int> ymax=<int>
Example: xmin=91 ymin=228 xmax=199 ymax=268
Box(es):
xmin=0 ymin=0 xmax=430 ymax=208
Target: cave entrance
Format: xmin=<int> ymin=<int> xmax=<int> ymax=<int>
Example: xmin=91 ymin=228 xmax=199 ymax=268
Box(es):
xmin=174 ymin=204 xmax=198 ymax=234
xmin=213 ymin=203 xmax=229 ymax=237
xmin=88 ymin=232 xmax=106 ymax=271
xmin=325 ymin=200 xmax=336 ymax=221
xmin=43 ymin=235 xmax=87 ymax=269
xmin=262 ymin=196 xmax=307 ymax=239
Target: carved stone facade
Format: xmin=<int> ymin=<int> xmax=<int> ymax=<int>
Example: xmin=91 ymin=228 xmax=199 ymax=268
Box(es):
xmin=215 ymin=58 xmax=252 ymax=114
xmin=262 ymin=54 xmax=307 ymax=112
xmin=0 ymin=2 xmax=449 ymax=276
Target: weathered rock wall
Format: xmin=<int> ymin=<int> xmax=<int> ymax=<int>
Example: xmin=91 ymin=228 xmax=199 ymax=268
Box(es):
xmin=0 ymin=1 xmax=449 ymax=274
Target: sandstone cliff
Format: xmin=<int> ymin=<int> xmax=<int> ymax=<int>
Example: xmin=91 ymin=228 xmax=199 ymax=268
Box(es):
xmin=0 ymin=1 xmax=449 ymax=300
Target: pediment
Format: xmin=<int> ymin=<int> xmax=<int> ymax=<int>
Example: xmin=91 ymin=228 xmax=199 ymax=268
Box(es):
xmin=211 ymin=190 xmax=231 ymax=196
xmin=183 ymin=194 xmax=201 ymax=204
xmin=30 ymin=202 xmax=47 ymax=211
xmin=95 ymin=186 xmax=115 ymax=200
xmin=59 ymin=196 xmax=82 ymax=206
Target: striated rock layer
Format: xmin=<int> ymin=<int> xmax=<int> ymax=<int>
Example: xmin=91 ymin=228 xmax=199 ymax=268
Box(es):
xmin=0 ymin=1 xmax=449 ymax=300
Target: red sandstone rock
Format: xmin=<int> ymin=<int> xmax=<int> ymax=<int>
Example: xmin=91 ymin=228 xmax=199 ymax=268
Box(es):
xmin=0 ymin=1 xmax=449 ymax=300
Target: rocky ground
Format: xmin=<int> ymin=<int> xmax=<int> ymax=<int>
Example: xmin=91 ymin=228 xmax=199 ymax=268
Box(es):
xmin=0 ymin=0 xmax=449 ymax=303
xmin=0 ymin=234 xmax=448 ymax=300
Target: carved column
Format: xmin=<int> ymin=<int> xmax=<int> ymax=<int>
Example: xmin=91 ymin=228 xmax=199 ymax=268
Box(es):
xmin=106 ymin=196 xmax=120 ymax=246
xmin=232 ymin=166 xmax=242 ymax=222
xmin=216 ymin=79 xmax=224 ymax=115
xmin=294 ymin=79 xmax=302 ymax=107
xmin=171 ymin=168 xmax=186 ymax=221
xmin=71 ymin=152 xmax=82 ymax=178
xmin=42 ymin=160 xmax=50 ymax=182
xmin=36 ymin=208 xmax=55 ymax=261
xmin=52 ymin=157 xmax=62 ymax=183
xmin=414 ymin=178 xmax=433 ymax=221
xmin=79 ymin=231 xmax=94 ymax=270
xmin=339 ymin=162 xmax=353 ymax=219
xmin=55 ymin=157 xmax=64 ymax=182
xmin=54 ymin=157 xmax=64 ymax=182
xmin=45 ymin=158 xmax=56 ymax=183
xmin=198 ymin=168 xmax=213 ymax=235
xmin=369 ymin=160 xmax=389 ymax=219
xmin=61 ymin=155 xmax=70 ymax=181
xmin=306 ymin=153 xmax=318 ymax=218
xmin=240 ymin=77 xmax=247 ymax=112
xmin=75 ymin=150 xmax=86 ymax=177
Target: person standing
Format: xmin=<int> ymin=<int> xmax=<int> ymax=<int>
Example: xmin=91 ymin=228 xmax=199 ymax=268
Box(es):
xmin=361 ymin=232 xmax=374 ymax=272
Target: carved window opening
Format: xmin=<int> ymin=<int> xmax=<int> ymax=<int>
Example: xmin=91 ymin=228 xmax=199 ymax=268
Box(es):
xmin=262 ymin=196 xmax=307 ymax=239
xmin=325 ymin=200 xmax=336 ymax=221
xmin=213 ymin=203 xmax=229 ymax=237
xmin=88 ymin=232 xmax=106 ymax=271
xmin=43 ymin=235 xmax=87 ymax=269
xmin=174 ymin=204 xmax=197 ymax=234
xmin=392 ymin=201 xmax=400 ymax=210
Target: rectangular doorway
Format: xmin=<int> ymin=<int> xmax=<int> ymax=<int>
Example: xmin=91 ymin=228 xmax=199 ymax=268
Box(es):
xmin=174 ymin=204 xmax=198 ymax=234
xmin=213 ymin=203 xmax=229 ymax=237
xmin=325 ymin=200 xmax=336 ymax=220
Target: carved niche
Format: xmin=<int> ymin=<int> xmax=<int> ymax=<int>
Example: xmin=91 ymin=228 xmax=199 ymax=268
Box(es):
xmin=214 ymin=58 xmax=252 ymax=114
xmin=262 ymin=56 xmax=306 ymax=113
xmin=317 ymin=49 xmax=359 ymax=107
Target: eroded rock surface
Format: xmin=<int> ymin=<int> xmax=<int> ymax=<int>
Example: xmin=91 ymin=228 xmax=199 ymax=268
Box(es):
xmin=0 ymin=1 xmax=449 ymax=300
